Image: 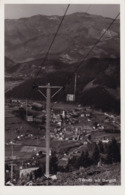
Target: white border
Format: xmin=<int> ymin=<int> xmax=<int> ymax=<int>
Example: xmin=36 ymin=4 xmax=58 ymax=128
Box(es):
xmin=0 ymin=0 xmax=125 ymax=195
xmin=3 ymin=0 xmax=123 ymax=4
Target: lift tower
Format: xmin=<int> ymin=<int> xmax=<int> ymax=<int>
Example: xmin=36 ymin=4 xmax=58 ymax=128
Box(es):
xmin=36 ymin=83 xmax=62 ymax=178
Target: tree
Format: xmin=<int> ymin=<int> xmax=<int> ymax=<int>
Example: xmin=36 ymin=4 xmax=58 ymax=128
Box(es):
xmin=98 ymin=141 xmax=104 ymax=153
xmin=34 ymin=168 xmax=44 ymax=179
xmin=50 ymin=151 xmax=58 ymax=174
xmin=101 ymin=137 xmax=120 ymax=164
xmin=88 ymin=142 xmax=100 ymax=165
xmin=83 ymin=150 xmax=90 ymax=167
xmin=78 ymin=150 xmax=91 ymax=168
xmin=111 ymin=137 xmax=120 ymax=162
xmin=78 ymin=151 xmax=85 ymax=167
xmin=67 ymin=156 xmax=79 ymax=171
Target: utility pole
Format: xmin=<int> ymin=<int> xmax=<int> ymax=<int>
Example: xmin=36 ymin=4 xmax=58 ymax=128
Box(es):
xmin=74 ymin=73 xmax=77 ymax=101
xmin=10 ymin=162 xmax=14 ymax=183
xmin=26 ymin=98 xmax=27 ymax=118
xmin=10 ymin=141 xmax=14 ymax=182
xmin=35 ymin=83 xmax=62 ymax=178
xmin=46 ymin=85 xmax=51 ymax=178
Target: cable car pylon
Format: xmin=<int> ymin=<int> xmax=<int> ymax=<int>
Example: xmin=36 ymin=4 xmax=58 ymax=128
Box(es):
xmin=33 ymin=83 xmax=62 ymax=178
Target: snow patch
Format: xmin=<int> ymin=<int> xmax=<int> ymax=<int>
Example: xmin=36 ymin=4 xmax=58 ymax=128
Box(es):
xmin=48 ymin=16 xmax=58 ymax=20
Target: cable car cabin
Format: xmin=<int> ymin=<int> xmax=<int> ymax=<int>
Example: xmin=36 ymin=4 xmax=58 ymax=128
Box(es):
xmin=66 ymin=94 xmax=75 ymax=102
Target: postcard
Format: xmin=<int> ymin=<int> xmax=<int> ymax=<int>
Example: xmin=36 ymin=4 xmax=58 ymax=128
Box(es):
xmin=0 ymin=0 xmax=125 ymax=194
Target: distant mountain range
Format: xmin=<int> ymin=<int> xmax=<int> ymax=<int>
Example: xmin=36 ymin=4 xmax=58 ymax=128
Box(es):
xmin=5 ymin=13 xmax=120 ymax=113
xmin=5 ymin=12 xmax=120 ymax=63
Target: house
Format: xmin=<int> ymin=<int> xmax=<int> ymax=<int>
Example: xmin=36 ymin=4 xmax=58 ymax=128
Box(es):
xmin=10 ymin=99 xmax=21 ymax=104
xmin=26 ymin=115 xmax=33 ymax=122
xmin=6 ymin=181 xmax=15 ymax=186
xmin=58 ymin=157 xmax=69 ymax=170
xmin=32 ymin=102 xmax=43 ymax=111
xmin=102 ymin=138 xmax=110 ymax=143
xmin=19 ymin=167 xmax=39 ymax=178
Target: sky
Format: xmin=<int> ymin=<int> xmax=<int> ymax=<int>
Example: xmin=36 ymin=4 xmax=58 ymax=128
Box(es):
xmin=5 ymin=4 xmax=120 ymax=19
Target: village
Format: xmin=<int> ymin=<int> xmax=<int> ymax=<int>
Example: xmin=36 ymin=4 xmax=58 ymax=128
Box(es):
xmin=5 ymin=98 xmax=120 ymax=185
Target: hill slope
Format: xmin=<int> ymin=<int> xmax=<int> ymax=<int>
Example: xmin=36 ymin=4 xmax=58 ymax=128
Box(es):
xmin=6 ymin=58 xmax=120 ymax=113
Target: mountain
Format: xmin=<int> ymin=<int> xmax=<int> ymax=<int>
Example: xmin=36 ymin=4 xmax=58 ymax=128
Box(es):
xmin=5 ymin=13 xmax=120 ymax=114
xmin=5 ymin=12 xmax=120 ymax=63
xmin=5 ymin=57 xmax=15 ymax=73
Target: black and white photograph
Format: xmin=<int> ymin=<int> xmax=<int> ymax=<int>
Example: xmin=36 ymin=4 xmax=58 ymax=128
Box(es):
xmin=4 ymin=2 xmax=121 ymax=187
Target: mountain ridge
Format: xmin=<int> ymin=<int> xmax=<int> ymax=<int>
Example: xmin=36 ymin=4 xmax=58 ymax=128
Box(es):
xmin=5 ymin=12 xmax=120 ymax=63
